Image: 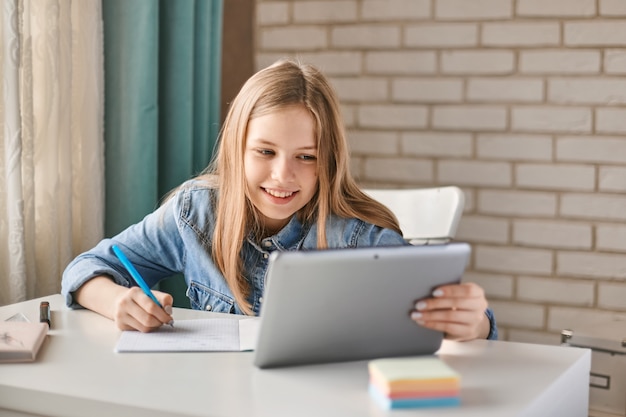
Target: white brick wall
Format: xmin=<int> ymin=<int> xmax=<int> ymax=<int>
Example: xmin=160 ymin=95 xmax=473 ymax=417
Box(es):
xmin=332 ymin=25 xmax=400 ymax=48
xmin=260 ymin=27 xmax=327 ymax=50
xmin=560 ymin=194 xmax=626 ymax=221
xmin=362 ymin=0 xmax=430 ymax=20
xmin=432 ymin=105 xmax=507 ymax=130
xmin=462 ymin=272 xmax=514 ymax=298
xmin=467 ymin=78 xmax=544 ymax=103
xmin=295 ymin=51 xmax=362 ymax=75
xmin=558 ymin=251 xmax=626 ymax=279
xmin=489 ymin=300 xmax=545 ymax=329
xmin=476 ymin=246 xmax=553 ymax=275
xmin=549 ymin=78 xmax=626 ymax=104
xmin=513 ymin=220 xmax=592 ymax=249
xmin=366 ymin=52 xmax=436 ymax=74
xmin=478 ymin=190 xmax=557 ymax=217
xmin=255 ymin=0 xmax=626 ymax=340
xmin=436 ymin=0 xmax=512 ymax=20
xmin=517 ymin=0 xmax=596 ymax=17
xmin=565 ymin=21 xmax=626 ymax=46
xmin=596 ymin=108 xmax=626 ymax=133
xmin=438 ymin=160 xmax=512 ymax=186
xmin=293 ymin=1 xmax=356 ymax=23
xmin=476 ymin=134 xmax=552 ymax=161
xmin=518 ymin=276 xmax=594 ymax=306
xmin=557 ymin=136 xmax=626 ymax=164
xmin=482 ymin=22 xmax=560 ymax=47
xmin=548 ymin=307 xmax=626 ymax=332
xmin=456 ymin=216 xmax=509 ymax=244
xmin=405 ymin=24 xmax=478 ymax=47
xmin=364 ymin=157 xmax=433 ymax=183
xmin=347 ymin=131 xmax=399 ymax=156
xmin=358 ymin=105 xmax=427 ymax=129
xmin=330 ymin=77 xmax=388 ymax=102
xmin=520 ymin=50 xmax=601 ymax=74
xmin=512 ymin=107 xmax=592 ymax=133
xmin=256 ymin=3 xmax=289 ymax=25
xmin=516 ymin=164 xmax=595 ymax=191
xmin=601 ymin=0 xmax=626 ymax=16
xmin=441 ymin=51 xmax=515 ymax=74
xmin=401 ymin=132 xmax=472 ymax=158
xmin=598 ymin=283 xmax=626 ymax=309
xmin=604 ymin=49 xmax=626 ymax=73
xmin=597 ymin=224 xmax=626 ymax=252
xmin=393 ymin=78 xmax=463 ymax=103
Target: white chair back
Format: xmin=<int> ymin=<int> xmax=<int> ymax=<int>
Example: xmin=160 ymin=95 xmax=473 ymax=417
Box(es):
xmin=363 ymin=187 xmax=465 ymax=245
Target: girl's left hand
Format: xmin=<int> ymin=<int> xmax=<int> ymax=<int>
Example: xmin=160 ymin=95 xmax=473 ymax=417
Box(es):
xmin=410 ymin=282 xmax=490 ymax=341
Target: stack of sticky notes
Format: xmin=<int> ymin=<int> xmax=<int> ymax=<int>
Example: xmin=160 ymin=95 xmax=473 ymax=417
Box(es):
xmin=368 ymin=356 xmax=461 ymax=409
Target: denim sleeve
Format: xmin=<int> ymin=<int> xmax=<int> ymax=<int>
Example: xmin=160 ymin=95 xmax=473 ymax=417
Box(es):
xmin=61 ymin=196 xmax=186 ymax=309
xmin=353 ymin=222 xmax=408 ymax=248
xmin=485 ymin=307 xmax=498 ymax=340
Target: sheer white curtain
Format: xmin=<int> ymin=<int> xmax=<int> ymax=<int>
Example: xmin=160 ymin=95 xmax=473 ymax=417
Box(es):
xmin=0 ymin=0 xmax=104 ymax=306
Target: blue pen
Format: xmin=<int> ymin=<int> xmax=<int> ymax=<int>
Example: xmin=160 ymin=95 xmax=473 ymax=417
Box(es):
xmin=111 ymin=244 xmax=174 ymax=327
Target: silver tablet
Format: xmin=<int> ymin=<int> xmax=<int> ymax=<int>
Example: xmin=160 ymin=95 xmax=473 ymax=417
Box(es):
xmin=253 ymin=242 xmax=470 ymax=368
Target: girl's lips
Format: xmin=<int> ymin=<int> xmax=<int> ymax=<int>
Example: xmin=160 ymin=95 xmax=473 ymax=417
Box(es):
xmin=264 ymin=188 xmax=296 ymax=198
xmin=262 ymin=188 xmax=299 ymax=204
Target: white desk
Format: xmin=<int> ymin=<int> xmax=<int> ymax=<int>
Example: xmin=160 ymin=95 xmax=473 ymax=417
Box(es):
xmin=0 ymin=295 xmax=591 ymax=417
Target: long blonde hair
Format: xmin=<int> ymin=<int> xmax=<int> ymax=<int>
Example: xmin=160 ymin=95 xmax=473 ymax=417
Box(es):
xmin=203 ymin=59 xmax=401 ymax=315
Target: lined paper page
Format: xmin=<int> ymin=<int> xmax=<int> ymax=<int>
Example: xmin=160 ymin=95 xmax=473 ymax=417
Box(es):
xmin=115 ymin=318 xmax=260 ymax=353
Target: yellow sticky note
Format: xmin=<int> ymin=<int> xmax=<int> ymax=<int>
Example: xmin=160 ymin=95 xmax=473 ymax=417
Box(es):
xmin=369 ymin=356 xmax=460 ymax=391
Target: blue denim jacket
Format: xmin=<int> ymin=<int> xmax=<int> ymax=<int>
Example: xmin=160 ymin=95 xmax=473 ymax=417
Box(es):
xmin=62 ymin=180 xmax=497 ymax=339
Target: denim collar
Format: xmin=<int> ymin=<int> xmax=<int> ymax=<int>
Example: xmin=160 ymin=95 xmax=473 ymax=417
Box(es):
xmin=247 ymin=215 xmax=312 ymax=252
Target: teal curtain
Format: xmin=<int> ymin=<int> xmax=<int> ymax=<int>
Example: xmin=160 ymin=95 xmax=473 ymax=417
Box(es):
xmin=103 ymin=0 xmax=223 ymax=307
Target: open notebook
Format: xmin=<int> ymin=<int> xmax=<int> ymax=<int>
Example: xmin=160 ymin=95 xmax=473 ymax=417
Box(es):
xmin=115 ymin=318 xmax=259 ymax=352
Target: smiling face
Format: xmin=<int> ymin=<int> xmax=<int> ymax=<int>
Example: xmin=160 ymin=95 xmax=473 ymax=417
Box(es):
xmin=244 ymin=105 xmax=319 ymax=235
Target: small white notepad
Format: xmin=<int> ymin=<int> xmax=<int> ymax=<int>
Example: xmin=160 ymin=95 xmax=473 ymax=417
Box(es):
xmin=114 ymin=318 xmax=260 ymax=353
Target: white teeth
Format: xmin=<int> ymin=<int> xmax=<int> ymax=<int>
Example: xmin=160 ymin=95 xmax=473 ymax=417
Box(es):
xmin=265 ymin=189 xmax=294 ymax=198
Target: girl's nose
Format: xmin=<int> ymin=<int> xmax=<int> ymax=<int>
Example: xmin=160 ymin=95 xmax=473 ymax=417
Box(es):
xmin=271 ymin=157 xmax=295 ymax=182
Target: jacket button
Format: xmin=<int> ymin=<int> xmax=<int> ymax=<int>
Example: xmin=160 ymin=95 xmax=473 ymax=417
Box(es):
xmin=263 ymin=253 xmax=269 ymax=259
xmin=205 ymin=304 xmax=212 ymax=311
xmin=259 ymin=297 xmax=264 ymax=303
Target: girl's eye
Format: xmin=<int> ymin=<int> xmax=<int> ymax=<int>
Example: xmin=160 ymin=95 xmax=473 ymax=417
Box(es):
xmin=298 ymin=154 xmax=317 ymax=161
xmin=258 ymin=149 xmax=274 ymax=156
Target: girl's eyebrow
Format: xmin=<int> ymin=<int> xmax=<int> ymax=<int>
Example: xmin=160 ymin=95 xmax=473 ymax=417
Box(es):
xmin=253 ymin=139 xmax=317 ymax=151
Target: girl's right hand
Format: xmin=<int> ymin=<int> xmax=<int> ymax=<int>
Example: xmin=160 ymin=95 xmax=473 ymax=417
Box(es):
xmin=73 ymin=276 xmax=174 ymax=332
xmin=112 ymin=286 xmax=174 ymax=332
